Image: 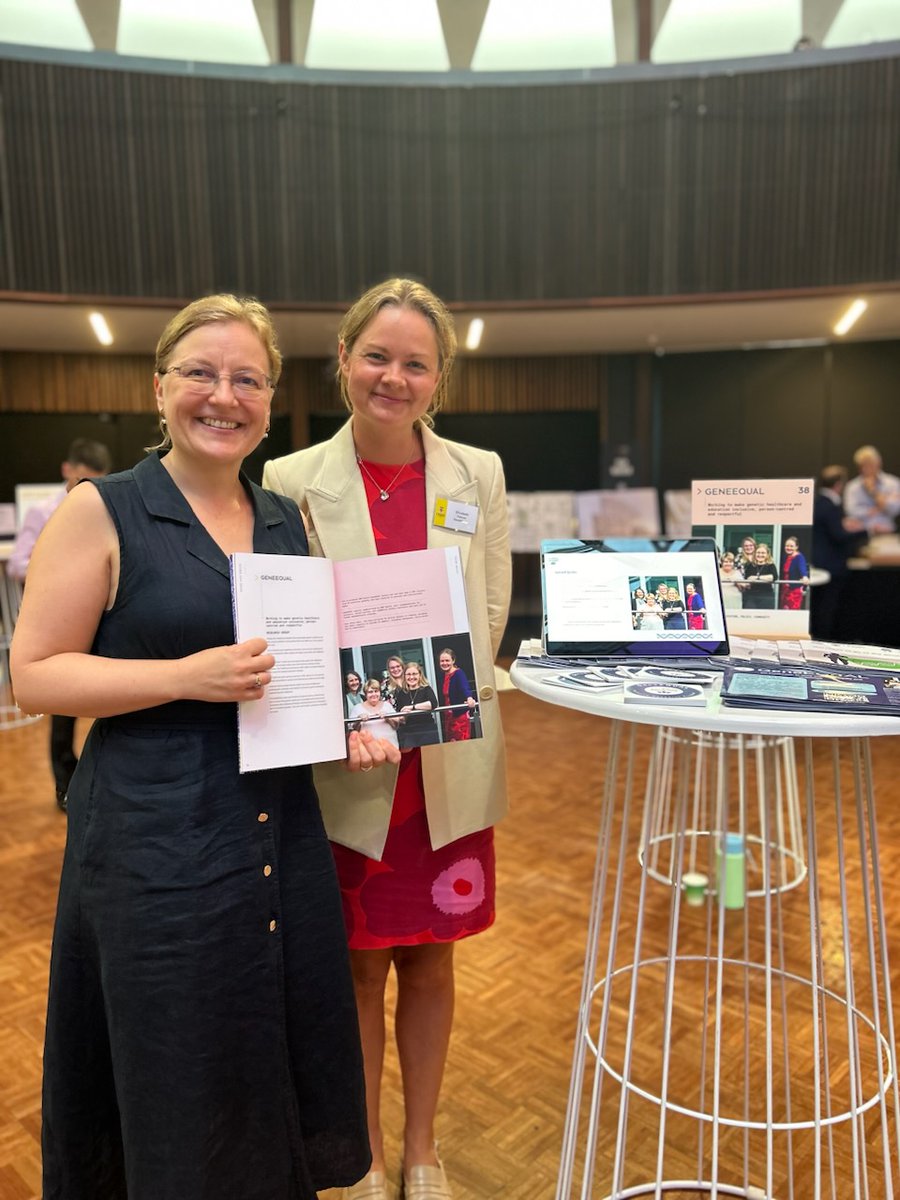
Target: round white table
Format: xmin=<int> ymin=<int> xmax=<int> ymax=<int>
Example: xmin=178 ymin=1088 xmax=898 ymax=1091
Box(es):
xmin=511 ymin=660 xmax=900 ymax=1200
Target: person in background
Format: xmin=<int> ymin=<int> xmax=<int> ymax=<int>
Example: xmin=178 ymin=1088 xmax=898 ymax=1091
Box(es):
xmin=639 ymin=593 xmax=665 ymax=631
xmin=719 ymin=552 xmax=743 ymax=612
xmin=8 ymin=437 xmax=112 ymax=810
xmin=742 ymin=543 xmax=779 ymax=609
xmin=349 ymin=679 xmax=401 ymax=748
xmin=812 ymin=465 xmax=867 ymax=640
xmin=662 ymin=586 xmax=686 ymax=629
xmin=734 ymin=535 xmax=757 ymax=570
xmin=685 ymin=581 xmax=706 ymax=629
xmin=345 ymin=669 xmax=364 ymax=716
xmin=393 ymin=661 xmax=440 ymax=750
xmin=263 ymin=278 xmax=510 ymax=1200
xmin=779 ymin=536 xmax=810 ymax=610
xmin=844 ymin=445 xmax=900 ymax=534
xmin=381 ymin=653 xmax=406 ymax=703
xmin=438 ymin=646 xmax=477 ymax=742
xmin=11 ymin=295 xmax=383 ymax=1199
xmin=630 ymin=586 xmax=646 ymax=629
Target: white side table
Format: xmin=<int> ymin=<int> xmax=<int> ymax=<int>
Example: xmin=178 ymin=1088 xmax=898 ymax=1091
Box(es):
xmin=511 ymin=662 xmax=900 ymax=1200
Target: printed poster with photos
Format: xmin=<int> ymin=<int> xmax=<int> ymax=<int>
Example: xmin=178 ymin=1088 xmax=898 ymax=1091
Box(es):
xmin=692 ymin=478 xmax=815 ymax=638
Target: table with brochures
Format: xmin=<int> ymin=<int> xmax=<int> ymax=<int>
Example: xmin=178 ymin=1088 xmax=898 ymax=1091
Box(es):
xmin=511 ymin=655 xmax=900 ymax=1199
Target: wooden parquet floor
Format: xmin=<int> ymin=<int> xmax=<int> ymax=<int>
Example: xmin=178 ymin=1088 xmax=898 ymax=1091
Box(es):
xmin=1 ymin=690 xmax=899 ymax=1198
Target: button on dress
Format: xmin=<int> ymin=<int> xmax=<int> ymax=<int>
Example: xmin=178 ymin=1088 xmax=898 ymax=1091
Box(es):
xmin=41 ymin=452 xmax=370 ymax=1200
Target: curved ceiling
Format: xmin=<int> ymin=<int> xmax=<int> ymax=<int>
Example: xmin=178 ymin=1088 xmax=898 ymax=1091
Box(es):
xmin=2 ymin=2 xmax=897 ymax=356
xmin=1 ymin=0 xmax=898 ymax=72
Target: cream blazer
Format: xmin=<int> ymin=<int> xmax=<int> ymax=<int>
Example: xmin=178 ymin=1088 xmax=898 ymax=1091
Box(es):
xmin=263 ymin=420 xmax=511 ymax=859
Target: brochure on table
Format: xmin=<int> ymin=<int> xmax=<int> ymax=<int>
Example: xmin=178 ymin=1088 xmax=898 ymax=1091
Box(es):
xmin=721 ymin=665 xmax=900 ymax=715
xmin=691 ymin=478 xmax=814 ymax=638
xmin=231 ymin=546 xmax=475 ymax=772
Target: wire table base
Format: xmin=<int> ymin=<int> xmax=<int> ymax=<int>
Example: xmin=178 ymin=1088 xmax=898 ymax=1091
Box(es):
xmin=557 ymin=722 xmax=900 ymax=1200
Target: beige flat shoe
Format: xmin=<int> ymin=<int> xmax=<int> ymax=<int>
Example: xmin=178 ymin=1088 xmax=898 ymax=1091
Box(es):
xmin=401 ymin=1161 xmax=452 ymax=1200
xmin=341 ymin=1168 xmax=392 ymax=1200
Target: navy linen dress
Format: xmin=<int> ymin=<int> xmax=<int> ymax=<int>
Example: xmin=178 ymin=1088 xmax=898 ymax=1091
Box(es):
xmin=42 ymin=453 xmax=370 ymax=1200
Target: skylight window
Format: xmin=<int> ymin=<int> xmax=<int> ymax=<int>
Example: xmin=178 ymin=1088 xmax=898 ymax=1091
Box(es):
xmin=471 ymin=0 xmax=615 ymax=71
xmin=824 ymin=0 xmax=900 ymax=47
xmin=117 ymin=0 xmax=270 ymax=65
xmin=653 ymin=0 xmax=801 ymax=63
xmin=0 ymin=0 xmax=92 ymax=52
xmin=306 ymin=0 xmax=450 ymax=72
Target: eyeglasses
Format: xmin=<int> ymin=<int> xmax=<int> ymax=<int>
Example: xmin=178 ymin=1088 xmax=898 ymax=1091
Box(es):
xmin=159 ymin=362 xmax=273 ymax=399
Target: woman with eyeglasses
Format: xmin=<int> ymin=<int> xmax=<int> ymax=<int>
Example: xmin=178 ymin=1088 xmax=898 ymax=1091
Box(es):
xmin=264 ymin=278 xmax=511 ymax=1200
xmin=10 ymin=295 xmax=388 ymax=1200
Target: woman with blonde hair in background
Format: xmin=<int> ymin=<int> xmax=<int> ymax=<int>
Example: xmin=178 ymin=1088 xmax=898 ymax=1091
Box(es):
xmin=264 ymin=277 xmax=511 ymax=1200
xmin=742 ymin=542 xmax=779 ymax=609
xmin=381 ymin=652 xmax=406 ymax=703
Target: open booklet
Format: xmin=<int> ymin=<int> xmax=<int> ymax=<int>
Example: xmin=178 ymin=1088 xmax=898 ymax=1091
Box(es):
xmin=230 ymin=546 xmax=479 ymax=772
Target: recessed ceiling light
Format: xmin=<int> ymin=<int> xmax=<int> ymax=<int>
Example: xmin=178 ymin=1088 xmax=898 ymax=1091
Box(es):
xmin=833 ymin=299 xmax=867 ymax=337
xmin=465 ymin=318 xmax=484 ymax=351
xmin=89 ymin=312 xmax=114 ymax=346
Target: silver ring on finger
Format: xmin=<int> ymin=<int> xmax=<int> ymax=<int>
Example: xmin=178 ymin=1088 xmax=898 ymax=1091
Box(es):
xmin=360 ymin=764 xmax=373 ymax=772
xmin=254 ymin=674 xmax=262 ymax=689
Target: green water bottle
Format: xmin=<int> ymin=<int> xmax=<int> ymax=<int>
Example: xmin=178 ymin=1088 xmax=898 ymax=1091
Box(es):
xmin=720 ymin=832 xmax=746 ymax=909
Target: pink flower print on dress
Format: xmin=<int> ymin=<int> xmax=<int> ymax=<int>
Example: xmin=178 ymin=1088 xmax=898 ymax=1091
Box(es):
xmin=431 ymin=857 xmax=485 ymax=916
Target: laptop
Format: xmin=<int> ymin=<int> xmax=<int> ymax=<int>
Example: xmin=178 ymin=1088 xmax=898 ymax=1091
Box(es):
xmin=540 ymin=537 xmax=729 ymax=659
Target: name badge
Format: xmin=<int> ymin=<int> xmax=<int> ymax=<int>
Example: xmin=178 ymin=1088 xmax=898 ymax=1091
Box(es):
xmin=433 ymin=496 xmax=479 ymax=535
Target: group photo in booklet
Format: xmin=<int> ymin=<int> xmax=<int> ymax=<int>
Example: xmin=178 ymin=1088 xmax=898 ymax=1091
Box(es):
xmin=540 ymin=537 xmax=729 ymax=659
xmin=340 ymin=634 xmax=481 ymax=751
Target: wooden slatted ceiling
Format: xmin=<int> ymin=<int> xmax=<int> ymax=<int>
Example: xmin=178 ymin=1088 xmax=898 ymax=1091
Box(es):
xmin=0 ymin=55 xmax=896 ymax=304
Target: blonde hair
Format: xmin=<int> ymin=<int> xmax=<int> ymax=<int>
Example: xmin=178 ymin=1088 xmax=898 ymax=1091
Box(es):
xmin=853 ymin=445 xmax=881 ymax=467
xmin=336 ymin=278 xmax=457 ymax=426
xmin=403 ymin=661 xmax=432 ymax=689
xmin=756 ymin=543 xmax=774 ymax=563
xmin=150 ymin=294 xmax=282 ymax=451
xmin=384 ymin=654 xmax=405 ymax=688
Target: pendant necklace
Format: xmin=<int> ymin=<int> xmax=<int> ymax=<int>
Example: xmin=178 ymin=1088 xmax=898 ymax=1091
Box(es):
xmin=356 ymin=451 xmax=413 ymax=502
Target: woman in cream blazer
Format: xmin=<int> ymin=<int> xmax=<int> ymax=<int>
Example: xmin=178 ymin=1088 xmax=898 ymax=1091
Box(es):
xmin=264 ymin=418 xmax=509 ymax=857
xmin=262 ymin=278 xmax=510 ymax=1200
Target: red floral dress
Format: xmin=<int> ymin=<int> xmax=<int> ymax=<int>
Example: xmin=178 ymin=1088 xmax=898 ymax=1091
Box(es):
xmin=330 ymin=456 xmax=496 ymax=949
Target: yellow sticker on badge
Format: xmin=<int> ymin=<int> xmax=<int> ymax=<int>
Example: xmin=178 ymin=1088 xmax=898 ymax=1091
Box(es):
xmin=433 ymin=497 xmax=449 ymax=527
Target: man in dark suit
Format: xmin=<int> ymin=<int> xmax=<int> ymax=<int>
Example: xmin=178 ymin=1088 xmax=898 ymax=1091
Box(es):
xmin=811 ymin=465 xmax=866 ymax=640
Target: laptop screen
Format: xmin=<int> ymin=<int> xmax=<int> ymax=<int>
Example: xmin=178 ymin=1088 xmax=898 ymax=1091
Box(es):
xmin=541 ymin=537 xmax=729 ymax=658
